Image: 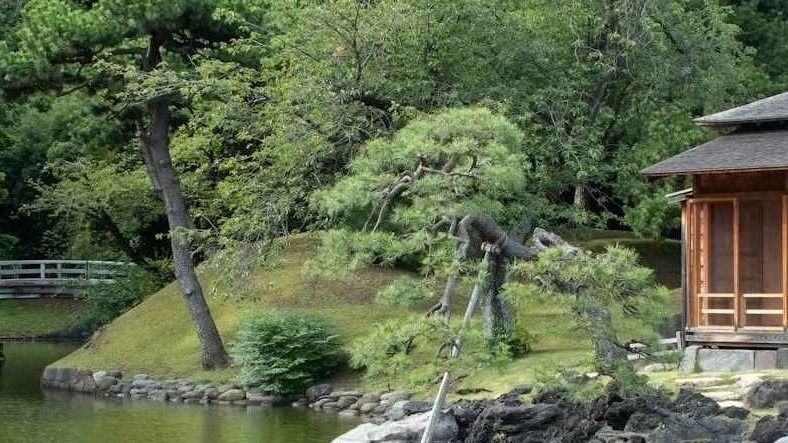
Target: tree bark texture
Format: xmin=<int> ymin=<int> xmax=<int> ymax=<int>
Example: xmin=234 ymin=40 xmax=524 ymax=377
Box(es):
xmin=575 ymin=294 xmax=630 ymax=375
xmin=482 ymin=252 xmax=514 ymax=346
xmin=139 ymin=34 xmax=229 ymax=370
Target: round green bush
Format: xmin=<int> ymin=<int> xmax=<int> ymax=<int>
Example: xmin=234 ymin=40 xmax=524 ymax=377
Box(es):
xmin=232 ymin=311 xmax=343 ymax=395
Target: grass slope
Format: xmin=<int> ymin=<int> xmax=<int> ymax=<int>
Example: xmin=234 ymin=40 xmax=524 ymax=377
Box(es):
xmin=56 ymin=235 xmax=412 ymax=382
xmin=0 ymin=299 xmax=90 ymax=338
xmin=54 ymin=232 xmax=681 ymax=392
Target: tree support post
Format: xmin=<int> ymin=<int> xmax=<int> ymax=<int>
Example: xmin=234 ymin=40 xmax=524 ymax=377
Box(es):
xmin=420 ymin=243 xmax=498 ymax=443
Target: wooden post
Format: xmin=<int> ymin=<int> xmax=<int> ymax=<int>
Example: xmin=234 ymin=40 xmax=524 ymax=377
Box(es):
xmin=39 ymin=262 xmax=45 ymax=279
xmin=733 ymin=198 xmax=740 ymax=330
xmin=688 ymin=201 xmax=697 ymax=327
xmin=701 ymin=202 xmax=710 ymax=326
xmin=783 ymin=195 xmax=787 ymax=329
xmin=421 ymin=245 xmax=495 ymax=443
xmin=680 ymin=201 xmax=688 ymax=333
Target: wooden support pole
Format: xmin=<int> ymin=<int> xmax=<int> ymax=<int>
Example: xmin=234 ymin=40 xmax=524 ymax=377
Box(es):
xmin=733 ymin=198 xmax=740 ymax=330
xmin=782 ymin=197 xmax=788 ymax=330
xmin=680 ymin=201 xmax=688 ymax=334
xmin=421 ymin=245 xmax=496 ymax=443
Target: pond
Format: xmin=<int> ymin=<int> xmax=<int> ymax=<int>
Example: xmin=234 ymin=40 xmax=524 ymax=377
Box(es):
xmin=0 ymin=342 xmax=357 ymax=443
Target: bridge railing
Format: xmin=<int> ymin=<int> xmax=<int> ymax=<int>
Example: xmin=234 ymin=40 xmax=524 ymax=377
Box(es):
xmin=0 ymin=260 xmax=130 ymax=282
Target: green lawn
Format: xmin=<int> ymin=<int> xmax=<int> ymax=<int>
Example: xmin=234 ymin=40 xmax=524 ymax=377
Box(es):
xmin=54 ymin=231 xmax=681 ymax=393
xmin=0 ymin=299 xmax=91 ymax=338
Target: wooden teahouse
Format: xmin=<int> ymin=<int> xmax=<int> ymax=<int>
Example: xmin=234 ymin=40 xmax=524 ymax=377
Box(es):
xmin=643 ymin=92 xmax=788 ymax=348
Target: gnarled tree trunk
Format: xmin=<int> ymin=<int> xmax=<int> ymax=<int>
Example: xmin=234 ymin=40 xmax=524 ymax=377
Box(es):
xmin=139 ymin=33 xmax=229 ymax=370
xmin=482 ymin=252 xmax=514 ymax=346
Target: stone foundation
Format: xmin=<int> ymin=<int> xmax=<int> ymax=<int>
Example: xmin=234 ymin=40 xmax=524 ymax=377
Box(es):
xmin=681 ymin=346 xmax=788 ymax=373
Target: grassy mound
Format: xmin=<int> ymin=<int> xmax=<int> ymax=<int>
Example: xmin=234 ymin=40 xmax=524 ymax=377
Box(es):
xmin=54 ymin=232 xmax=680 ymax=392
xmin=0 ymin=299 xmax=90 ymax=338
xmin=56 ymin=235 xmax=410 ymax=381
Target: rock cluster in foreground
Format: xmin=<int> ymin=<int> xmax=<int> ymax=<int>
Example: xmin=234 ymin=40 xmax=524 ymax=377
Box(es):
xmin=332 ymin=385 xmax=788 ymax=443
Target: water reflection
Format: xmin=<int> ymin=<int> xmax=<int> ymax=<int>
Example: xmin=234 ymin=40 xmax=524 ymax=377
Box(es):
xmin=0 ymin=342 xmax=358 ymax=443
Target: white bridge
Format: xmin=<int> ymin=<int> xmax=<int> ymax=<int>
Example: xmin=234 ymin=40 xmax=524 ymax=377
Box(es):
xmin=0 ymin=260 xmax=129 ymax=299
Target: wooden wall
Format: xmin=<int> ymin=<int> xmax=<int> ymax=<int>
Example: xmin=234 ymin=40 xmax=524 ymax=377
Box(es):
xmin=694 ymin=170 xmax=787 ymax=195
xmin=685 ymin=170 xmax=788 ymax=333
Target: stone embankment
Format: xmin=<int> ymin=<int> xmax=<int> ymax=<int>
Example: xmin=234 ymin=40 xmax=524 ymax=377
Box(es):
xmin=41 ymin=367 xmax=422 ymax=420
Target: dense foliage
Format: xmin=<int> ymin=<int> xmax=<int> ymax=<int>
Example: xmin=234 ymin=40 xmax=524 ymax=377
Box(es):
xmin=310 ymin=107 xmax=536 ymax=278
xmin=83 ymin=267 xmax=165 ymax=330
xmin=349 ymin=316 xmax=511 ymax=390
xmin=0 ymin=0 xmax=783 ymax=266
xmin=232 ymin=312 xmax=344 ymax=394
xmin=506 ymin=245 xmax=670 ymax=368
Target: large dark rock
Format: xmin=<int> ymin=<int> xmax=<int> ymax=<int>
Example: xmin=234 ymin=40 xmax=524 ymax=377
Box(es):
xmin=673 ymin=388 xmax=720 ymax=418
xmin=751 ymin=415 xmax=788 ymax=443
xmin=448 ymin=399 xmax=489 ymax=441
xmin=591 ymin=428 xmax=647 ymax=443
xmin=643 ymin=413 xmax=745 ymax=443
xmin=465 ymin=399 xmax=603 ymax=443
xmin=624 ymin=410 xmax=666 ymax=433
xmin=747 ymin=379 xmax=788 ymax=409
xmin=465 ymin=403 xmax=563 ymax=443
xmin=594 ymin=392 xmax=671 ymax=431
xmin=305 ymin=383 xmax=333 ymax=402
xmin=719 ymin=405 xmax=750 ymax=420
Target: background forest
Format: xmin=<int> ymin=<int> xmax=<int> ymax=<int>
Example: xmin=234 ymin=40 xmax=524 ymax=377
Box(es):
xmin=0 ymin=0 xmax=786 ymax=322
xmin=1 ymin=0 xmax=785 ymax=265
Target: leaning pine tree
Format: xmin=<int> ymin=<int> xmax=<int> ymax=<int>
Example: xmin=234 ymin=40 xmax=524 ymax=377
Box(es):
xmin=0 ymin=0 xmax=268 ymax=369
xmin=314 ymin=107 xmax=668 ymax=374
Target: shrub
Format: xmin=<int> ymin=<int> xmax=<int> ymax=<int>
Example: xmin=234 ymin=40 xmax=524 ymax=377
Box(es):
xmin=232 ymin=311 xmax=344 ymax=395
xmin=374 ymin=277 xmax=430 ymax=307
xmin=349 ymin=316 xmax=511 ymax=390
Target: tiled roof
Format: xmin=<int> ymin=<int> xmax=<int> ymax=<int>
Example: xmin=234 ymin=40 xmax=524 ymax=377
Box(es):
xmin=641 ymin=130 xmax=788 ymax=176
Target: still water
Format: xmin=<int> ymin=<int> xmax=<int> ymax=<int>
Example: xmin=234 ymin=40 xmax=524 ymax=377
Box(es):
xmin=0 ymin=342 xmax=357 ymax=443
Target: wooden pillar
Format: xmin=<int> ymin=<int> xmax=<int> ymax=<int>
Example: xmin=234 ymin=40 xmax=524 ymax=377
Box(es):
xmin=680 ymin=201 xmax=688 ymax=333
xmin=701 ymin=202 xmax=710 ymax=326
xmin=733 ymin=198 xmax=740 ymax=330
xmin=783 ymin=195 xmax=787 ymax=329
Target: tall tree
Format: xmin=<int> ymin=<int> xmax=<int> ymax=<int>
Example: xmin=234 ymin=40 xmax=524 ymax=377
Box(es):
xmin=729 ymin=0 xmax=788 ymax=83
xmin=0 ymin=0 xmax=267 ymax=369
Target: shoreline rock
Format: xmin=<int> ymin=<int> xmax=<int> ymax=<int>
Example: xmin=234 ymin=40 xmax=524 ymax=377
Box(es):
xmin=40 ymin=366 xmax=414 ymax=422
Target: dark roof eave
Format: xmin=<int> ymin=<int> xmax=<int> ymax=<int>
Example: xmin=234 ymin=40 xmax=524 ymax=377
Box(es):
xmin=694 ymin=116 xmax=788 ymax=127
xmin=642 ymin=165 xmax=788 ymax=177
